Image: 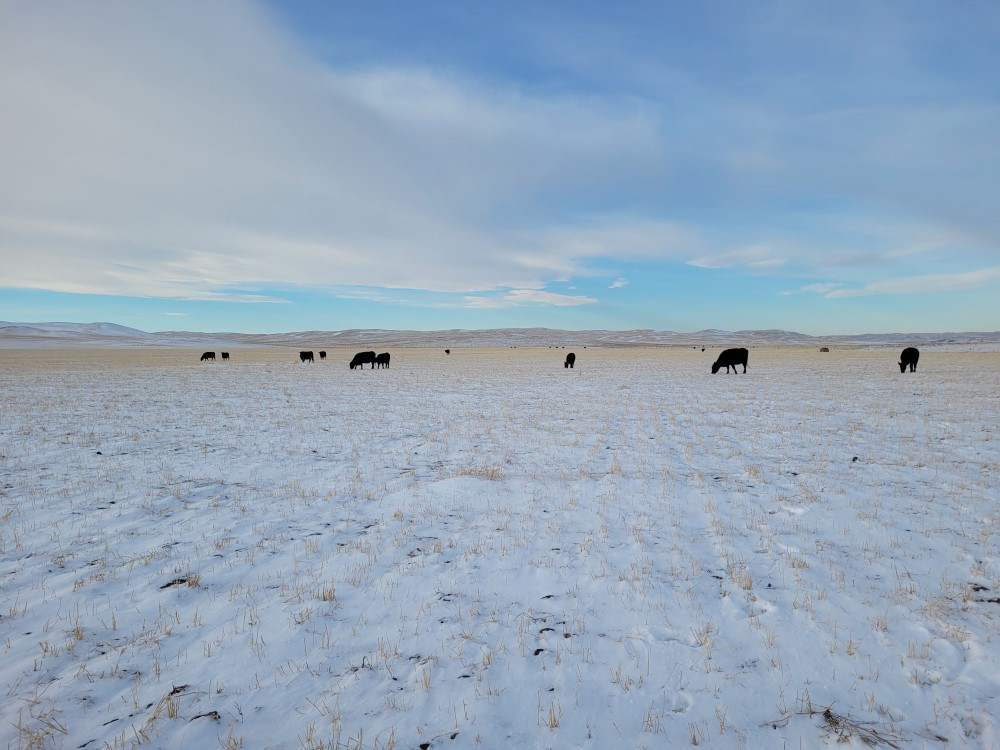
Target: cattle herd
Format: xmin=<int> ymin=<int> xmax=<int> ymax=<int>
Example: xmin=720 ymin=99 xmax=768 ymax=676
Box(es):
xmin=197 ymin=346 xmax=922 ymax=373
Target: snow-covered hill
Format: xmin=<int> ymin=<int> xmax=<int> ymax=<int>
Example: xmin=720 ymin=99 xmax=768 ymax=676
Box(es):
xmin=1 ymin=321 xmax=998 ymax=348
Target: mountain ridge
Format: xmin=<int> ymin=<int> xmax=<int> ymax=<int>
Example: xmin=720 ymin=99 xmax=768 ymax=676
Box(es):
xmin=2 ymin=321 xmax=999 ymax=348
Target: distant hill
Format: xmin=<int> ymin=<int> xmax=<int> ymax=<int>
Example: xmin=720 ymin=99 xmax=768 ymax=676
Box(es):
xmin=1 ymin=321 xmax=998 ymax=348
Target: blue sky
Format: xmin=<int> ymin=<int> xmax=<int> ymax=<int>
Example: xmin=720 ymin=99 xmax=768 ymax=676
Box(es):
xmin=1 ymin=1 xmax=998 ymax=334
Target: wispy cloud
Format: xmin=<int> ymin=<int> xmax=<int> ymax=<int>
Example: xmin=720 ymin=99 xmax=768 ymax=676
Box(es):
xmin=333 ymin=290 xmax=411 ymax=304
xmin=800 ymin=283 xmax=844 ymax=295
xmin=827 ymin=267 xmax=1000 ymax=298
xmin=521 ymin=221 xmax=702 ymax=277
xmin=609 ymin=278 xmax=629 ymax=289
xmin=464 ymin=289 xmax=598 ymax=308
xmin=687 ymin=245 xmax=786 ymax=270
xmin=0 ymin=2 xmax=663 ymax=300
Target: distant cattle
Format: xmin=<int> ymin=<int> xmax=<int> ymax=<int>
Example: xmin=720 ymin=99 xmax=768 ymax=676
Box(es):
xmin=221 ymin=352 xmax=230 ymax=361
xmin=711 ymin=348 xmax=749 ymax=374
xmin=819 ymin=347 xmax=830 ymax=353
xmin=300 ymin=351 xmax=314 ymax=363
xmin=375 ymin=352 xmax=391 ymax=369
xmin=564 ymin=352 xmax=576 ymax=369
xmin=899 ymin=347 xmax=919 ymax=373
xmin=350 ymin=351 xmax=377 ymax=370
xmin=200 ymin=351 xmax=215 ymax=362
xmin=445 ymin=349 xmax=450 ymax=355
xmin=319 ymin=351 xmax=327 ymax=360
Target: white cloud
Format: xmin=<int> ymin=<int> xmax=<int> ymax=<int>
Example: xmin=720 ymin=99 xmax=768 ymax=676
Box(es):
xmin=801 ymin=283 xmax=843 ymax=294
xmin=827 ymin=266 xmax=1000 ymax=298
xmin=687 ymin=244 xmax=786 ymax=270
xmin=0 ymin=2 xmax=664 ymax=299
xmin=747 ymin=258 xmax=787 ymax=270
xmin=464 ymin=289 xmax=598 ymax=308
xmin=609 ymin=278 xmax=629 ymax=289
xmin=505 ymin=290 xmax=598 ymax=306
xmin=521 ymin=220 xmax=701 ymax=275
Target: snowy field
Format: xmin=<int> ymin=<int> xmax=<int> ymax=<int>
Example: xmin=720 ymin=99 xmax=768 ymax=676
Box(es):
xmin=1 ymin=346 xmax=998 ymax=750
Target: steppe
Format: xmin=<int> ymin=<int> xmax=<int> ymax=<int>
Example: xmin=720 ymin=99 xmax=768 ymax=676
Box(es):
xmin=1 ymin=345 xmax=997 ymax=749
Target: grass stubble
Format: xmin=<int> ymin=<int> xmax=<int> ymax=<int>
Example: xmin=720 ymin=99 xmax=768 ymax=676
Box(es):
xmin=0 ymin=346 xmax=997 ymax=748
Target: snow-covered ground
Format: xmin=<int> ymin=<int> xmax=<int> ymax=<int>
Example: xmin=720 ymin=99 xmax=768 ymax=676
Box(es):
xmin=1 ymin=346 xmax=997 ymax=749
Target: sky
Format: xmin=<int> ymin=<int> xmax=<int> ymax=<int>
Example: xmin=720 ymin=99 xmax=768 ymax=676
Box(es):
xmin=1 ymin=0 xmax=998 ymax=335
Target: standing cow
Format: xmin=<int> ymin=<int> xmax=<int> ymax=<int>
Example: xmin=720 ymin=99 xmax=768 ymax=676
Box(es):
xmin=711 ymin=348 xmax=749 ymax=374
xmin=375 ymin=352 xmax=391 ymax=369
xmin=899 ymin=347 xmax=919 ymax=373
xmin=564 ymin=352 xmax=576 ymax=369
xmin=319 ymin=351 xmax=327 ymax=360
xmin=200 ymin=351 xmax=215 ymax=362
xmin=300 ymin=351 xmax=314 ymax=363
xmin=350 ymin=351 xmax=377 ymax=369
xmin=221 ymin=352 xmax=230 ymax=361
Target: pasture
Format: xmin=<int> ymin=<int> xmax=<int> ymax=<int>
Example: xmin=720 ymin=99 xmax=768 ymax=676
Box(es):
xmin=1 ymin=346 xmax=997 ymax=749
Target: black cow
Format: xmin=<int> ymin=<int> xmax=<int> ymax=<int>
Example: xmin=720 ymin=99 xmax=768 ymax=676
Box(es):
xmin=899 ymin=347 xmax=919 ymax=373
xmin=375 ymin=352 xmax=391 ymax=369
xmin=445 ymin=349 xmax=450 ymax=355
xmin=564 ymin=352 xmax=576 ymax=369
xmin=319 ymin=351 xmax=327 ymax=360
xmin=200 ymin=351 xmax=215 ymax=362
xmin=350 ymin=351 xmax=377 ymax=370
xmin=711 ymin=348 xmax=749 ymax=374
xmin=221 ymin=352 xmax=230 ymax=361
xmin=300 ymin=351 xmax=314 ymax=363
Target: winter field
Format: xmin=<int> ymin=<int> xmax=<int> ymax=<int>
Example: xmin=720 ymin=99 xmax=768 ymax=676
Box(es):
xmin=1 ymin=346 xmax=998 ymax=750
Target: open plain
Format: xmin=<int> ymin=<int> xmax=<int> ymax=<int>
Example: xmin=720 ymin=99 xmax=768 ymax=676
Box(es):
xmin=1 ymin=346 xmax=998 ymax=749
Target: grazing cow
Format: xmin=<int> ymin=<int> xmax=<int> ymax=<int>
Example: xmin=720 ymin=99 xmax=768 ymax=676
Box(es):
xmin=819 ymin=347 xmax=830 ymax=353
xmin=564 ymin=352 xmax=576 ymax=369
xmin=899 ymin=347 xmax=919 ymax=373
xmin=200 ymin=351 xmax=215 ymax=362
xmin=319 ymin=351 xmax=327 ymax=360
xmin=300 ymin=351 xmax=314 ymax=363
xmin=375 ymin=352 xmax=391 ymax=369
xmin=711 ymin=348 xmax=749 ymax=374
xmin=445 ymin=349 xmax=450 ymax=355
xmin=221 ymin=352 xmax=230 ymax=361
xmin=349 ymin=351 xmax=377 ymax=370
